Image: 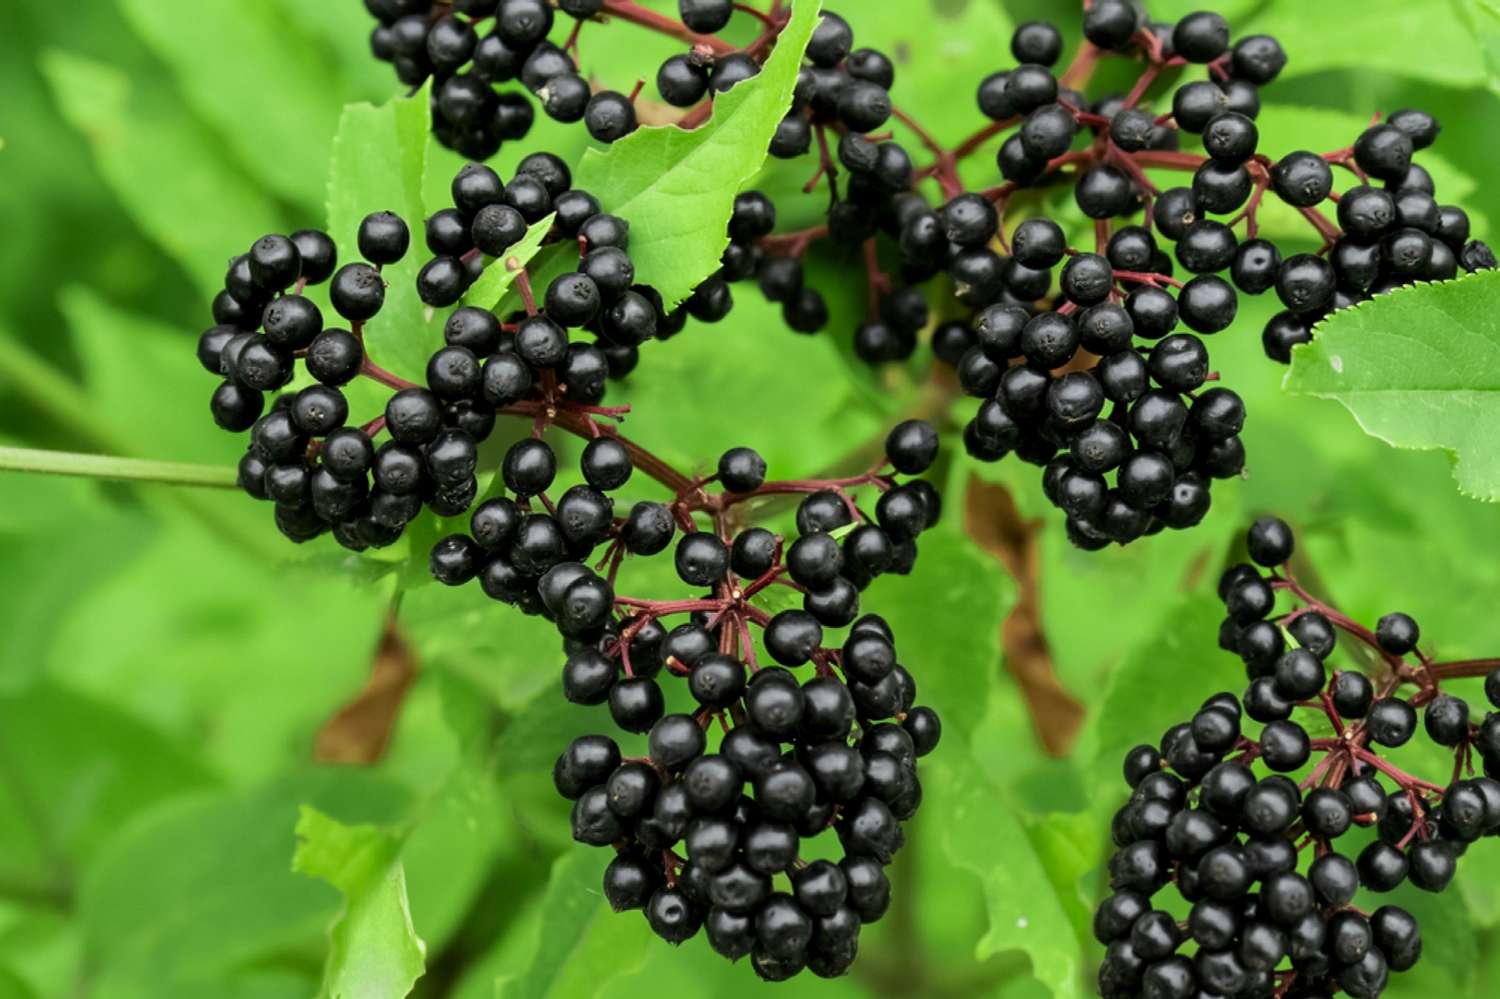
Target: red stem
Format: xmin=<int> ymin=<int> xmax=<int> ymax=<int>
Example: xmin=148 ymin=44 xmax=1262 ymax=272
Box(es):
xmin=600 ymin=0 xmax=735 ymax=54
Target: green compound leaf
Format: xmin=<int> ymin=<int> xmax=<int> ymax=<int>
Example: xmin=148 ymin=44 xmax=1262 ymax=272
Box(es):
xmin=572 ymin=0 xmax=822 ymax=311
xmin=326 ymin=88 xmax=439 ymax=383
xmin=1284 ymin=270 xmax=1500 ymax=501
xmin=495 ymin=850 xmax=653 ymax=999
xmin=464 ymin=212 xmax=557 ymax=310
xmin=293 ymin=807 xmax=426 ymax=999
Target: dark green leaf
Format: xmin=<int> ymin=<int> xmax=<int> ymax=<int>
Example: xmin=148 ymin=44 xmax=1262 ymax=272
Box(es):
xmin=79 ymin=771 xmax=411 ymax=998
xmin=39 ymin=50 xmax=287 ymax=297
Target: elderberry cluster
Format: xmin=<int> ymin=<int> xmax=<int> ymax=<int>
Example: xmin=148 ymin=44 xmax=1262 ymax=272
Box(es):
xmin=1098 ymin=692 xmax=1429 ymax=999
xmin=365 ymin=0 xmax=657 ymax=154
xmin=416 ymin=154 xmax=737 ymax=379
xmin=506 ymin=428 xmax=949 ymax=980
xmin=195 ymin=156 xmax=725 ymax=548
xmin=1096 ymin=516 xmax=1500 ymax=998
xmin=366 ymin=0 xmax=814 ymax=156
xmin=692 ymin=5 xmax=1500 ymax=548
xmin=365 ymin=0 xmax=542 ymax=158
xmin=1256 ymin=116 xmax=1496 ymax=361
xmin=197 ymin=222 xmax=429 ymax=547
xmin=957 ymin=227 xmax=1248 ymax=549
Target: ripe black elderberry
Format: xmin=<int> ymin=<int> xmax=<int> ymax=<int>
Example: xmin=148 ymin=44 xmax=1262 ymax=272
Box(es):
xmin=1109 ymin=514 xmax=1500 ymax=999
xmin=521 ymin=435 xmax=947 ymax=980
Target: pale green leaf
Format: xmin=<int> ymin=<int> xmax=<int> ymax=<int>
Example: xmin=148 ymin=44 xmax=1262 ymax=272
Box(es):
xmin=293 ymin=807 xmax=426 ymax=999
xmin=1285 ymin=270 xmax=1500 ymax=501
xmin=464 ymin=213 xmax=557 ymax=310
xmin=938 ymin=760 xmax=1087 ymax=999
xmin=572 ymin=0 xmax=822 ymax=309
xmin=1243 ymin=0 xmax=1487 ymax=89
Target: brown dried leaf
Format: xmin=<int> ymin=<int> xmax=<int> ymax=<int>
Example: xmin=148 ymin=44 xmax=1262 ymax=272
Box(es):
xmin=314 ymin=614 xmax=418 ymax=765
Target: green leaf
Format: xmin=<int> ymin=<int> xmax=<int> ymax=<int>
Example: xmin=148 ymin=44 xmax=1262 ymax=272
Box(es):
xmin=326 ymin=88 xmax=438 ymax=382
xmin=61 ymin=287 xmax=240 ymax=464
xmin=1284 ymin=271 xmax=1500 ymax=501
xmin=572 ymin=0 xmax=822 ymax=309
xmin=1461 ymin=0 xmax=1500 ymax=97
xmin=293 ymin=806 xmax=426 ymax=999
xmin=937 ymin=760 xmax=1088 ymax=999
xmin=464 ymin=213 xmax=557 ymax=310
xmin=495 ymin=850 xmax=653 ymax=999
xmin=862 ymin=524 xmax=1016 ymax=743
xmin=44 ymin=518 xmax=387 ymax=780
xmin=116 ymin=0 xmax=345 ymax=209
xmin=267 ymin=0 xmax=398 ymax=103
xmin=79 ymin=771 xmax=412 ymax=998
xmin=1242 ymin=0 xmax=1487 ymax=89
xmin=0 ymin=678 xmax=217 ymax=878
xmin=1082 ymin=594 xmax=1247 ymax=781
xmin=39 ymin=49 xmax=287 ymax=297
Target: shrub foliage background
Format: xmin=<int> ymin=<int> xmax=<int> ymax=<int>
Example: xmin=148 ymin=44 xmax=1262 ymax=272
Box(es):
xmin=2 ymin=0 xmax=1500 ymax=996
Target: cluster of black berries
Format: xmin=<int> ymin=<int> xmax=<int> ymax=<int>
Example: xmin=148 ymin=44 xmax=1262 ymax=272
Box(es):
xmin=764 ymin=11 xmax=893 ymax=160
xmin=198 ymin=221 xmax=423 ymax=547
xmin=194 ymin=155 xmax=719 ymax=548
xmin=416 ymin=154 xmax=735 ymax=383
xmin=1096 ymin=516 xmax=1500 ymax=998
xmin=712 ymin=191 xmax=830 ymax=336
xmin=1098 ymin=691 xmax=1431 ymax=999
xmin=1257 ymin=116 xmax=1497 ymax=361
xmin=512 ymin=427 xmax=948 ymax=979
xmin=363 ymin=0 xmax=645 ymax=156
xmin=691 ymin=6 xmax=1500 ymax=546
xmin=653 ymin=2 xmax=765 ymax=108
xmin=953 ymin=223 xmax=1248 ymax=550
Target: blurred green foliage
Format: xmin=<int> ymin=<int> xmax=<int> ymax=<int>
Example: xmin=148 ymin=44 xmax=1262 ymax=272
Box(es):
xmin=1 ymin=0 xmax=1500 ymax=996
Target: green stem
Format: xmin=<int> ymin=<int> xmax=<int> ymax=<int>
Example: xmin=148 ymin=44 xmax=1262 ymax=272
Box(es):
xmin=0 ymin=446 xmax=239 ymax=490
xmin=0 ymin=332 xmax=280 ymax=559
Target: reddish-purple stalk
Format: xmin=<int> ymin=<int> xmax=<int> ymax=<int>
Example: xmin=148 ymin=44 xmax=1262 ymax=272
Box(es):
xmin=1256 ymin=564 xmax=1497 ymax=853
